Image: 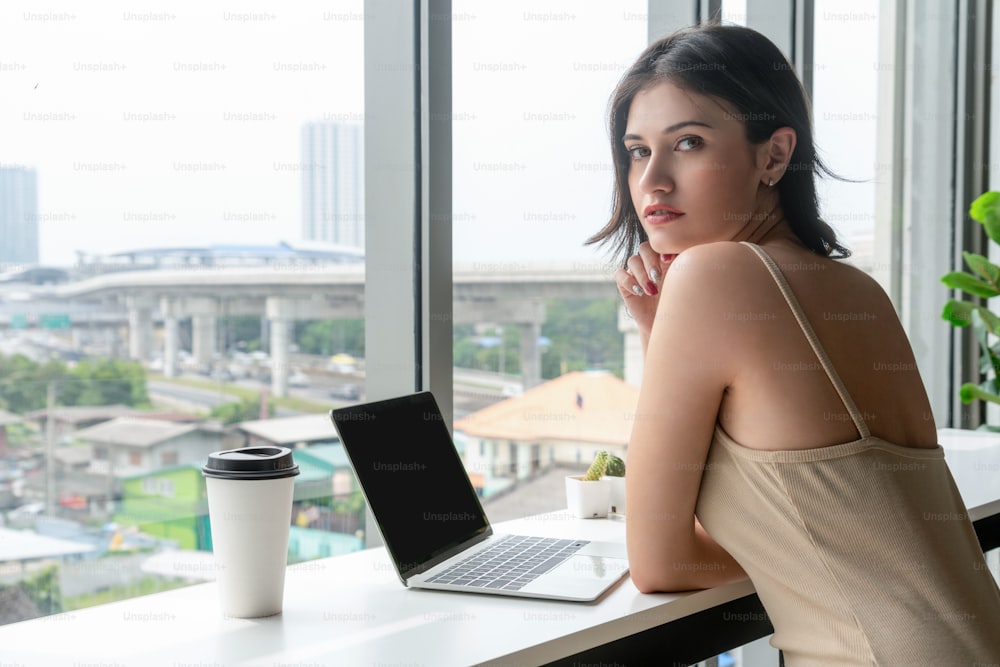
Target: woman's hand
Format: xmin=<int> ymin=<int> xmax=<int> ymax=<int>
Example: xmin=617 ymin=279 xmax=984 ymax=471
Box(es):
xmin=614 ymin=242 xmax=676 ymax=337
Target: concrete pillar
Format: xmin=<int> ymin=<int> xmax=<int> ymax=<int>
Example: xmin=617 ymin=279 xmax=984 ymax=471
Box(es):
xmin=107 ymin=327 xmax=123 ymax=359
xmin=266 ymin=297 xmax=294 ymax=399
xmin=126 ymin=296 xmax=154 ymax=363
xmin=192 ymin=314 xmax=217 ymax=370
xmin=519 ymin=321 xmax=542 ymax=390
xmin=181 ymin=298 xmax=222 ymax=371
xmin=160 ymin=298 xmax=179 ymax=377
xmin=618 ymin=304 xmax=643 ymax=388
xmin=270 ymin=319 xmax=290 ymax=399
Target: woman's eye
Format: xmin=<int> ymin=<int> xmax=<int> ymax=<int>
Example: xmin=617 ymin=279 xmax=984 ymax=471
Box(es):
xmin=626 ymin=146 xmax=649 ymax=161
xmin=676 ymin=136 xmax=703 ymax=151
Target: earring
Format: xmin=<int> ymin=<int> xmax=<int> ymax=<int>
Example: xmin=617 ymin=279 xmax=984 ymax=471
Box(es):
xmin=768 ymin=178 xmax=774 ymax=187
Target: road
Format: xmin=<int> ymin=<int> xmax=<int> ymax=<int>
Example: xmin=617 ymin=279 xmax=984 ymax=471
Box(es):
xmin=148 ymin=368 xmax=518 ymax=419
xmin=147 ymin=380 xmax=300 ymax=417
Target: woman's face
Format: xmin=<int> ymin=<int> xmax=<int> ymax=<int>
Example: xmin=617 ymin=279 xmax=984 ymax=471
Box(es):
xmin=624 ymin=81 xmax=771 ymax=255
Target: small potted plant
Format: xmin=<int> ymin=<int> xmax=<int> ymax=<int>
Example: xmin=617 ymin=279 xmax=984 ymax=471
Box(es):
xmin=565 ymin=450 xmax=625 ymax=518
xmin=602 ymin=453 xmax=626 ymax=515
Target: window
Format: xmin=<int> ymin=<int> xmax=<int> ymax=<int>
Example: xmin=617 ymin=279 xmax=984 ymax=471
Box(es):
xmin=451 ymin=0 xmax=646 ymax=521
xmin=0 ymin=1 xmax=366 ymax=624
xmin=811 ymin=0 xmax=879 ymax=272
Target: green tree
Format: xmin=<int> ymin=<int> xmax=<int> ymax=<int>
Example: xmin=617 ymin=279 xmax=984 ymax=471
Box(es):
xmin=295 ymin=319 xmax=365 ymax=357
xmin=66 ymin=358 xmax=150 ymax=408
xmin=220 ymin=315 xmax=263 ymax=352
xmin=17 ymin=564 xmax=62 ymax=616
xmin=209 ymin=397 xmax=272 ymax=425
xmin=0 ymin=354 xmax=150 ymax=413
xmin=451 ymin=299 xmax=624 ymax=380
xmin=0 ymin=355 xmax=68 ymax=413
xmin=541 ymin=298 xmax=623 ymax=379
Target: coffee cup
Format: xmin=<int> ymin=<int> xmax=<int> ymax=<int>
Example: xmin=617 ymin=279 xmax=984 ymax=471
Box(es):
xmin=202 ymin=446 xmax=299 ymax=618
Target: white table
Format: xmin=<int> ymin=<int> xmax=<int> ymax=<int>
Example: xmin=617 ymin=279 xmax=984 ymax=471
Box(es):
xmin=0 ymin=512 xmax=762 ymax=666
xmin=1 ymin=429 xmax=998 ymax=666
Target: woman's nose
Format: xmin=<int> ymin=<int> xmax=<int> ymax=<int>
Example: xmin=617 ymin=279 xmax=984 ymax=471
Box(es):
xmin=638 ymin=153 xmax=674 ymax=194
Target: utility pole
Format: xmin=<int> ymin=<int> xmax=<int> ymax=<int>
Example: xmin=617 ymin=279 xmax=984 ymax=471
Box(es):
xmin=45 ymin=380 xmax=56 ymax=517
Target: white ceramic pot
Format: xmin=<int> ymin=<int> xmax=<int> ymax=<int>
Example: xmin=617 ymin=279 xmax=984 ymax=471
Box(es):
xmin=565 ymin=475 xmax=611 ymax=519
xmin=602 ymin=475 xmax=626 ymax=515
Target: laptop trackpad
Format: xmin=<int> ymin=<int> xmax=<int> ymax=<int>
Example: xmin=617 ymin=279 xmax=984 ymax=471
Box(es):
xmin=547 ymin=554 xmax=629 ymax=582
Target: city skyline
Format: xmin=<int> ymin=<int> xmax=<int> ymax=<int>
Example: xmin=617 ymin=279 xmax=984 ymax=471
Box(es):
xmin=0 ymin=166 xmax=39 ymax=267
xmin=0 ymin=0 xmax=877 ymax=269
xmin=300 ymin=122 xmax=364 ymax=249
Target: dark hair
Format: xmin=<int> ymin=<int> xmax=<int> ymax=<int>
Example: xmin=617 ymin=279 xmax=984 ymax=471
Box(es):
xmin=586 ymin=23 xmax=851 ymax=266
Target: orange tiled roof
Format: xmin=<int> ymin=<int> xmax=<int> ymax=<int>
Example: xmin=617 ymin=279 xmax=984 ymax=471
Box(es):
xmin=454 ymin=371 xmax=639 ymax=445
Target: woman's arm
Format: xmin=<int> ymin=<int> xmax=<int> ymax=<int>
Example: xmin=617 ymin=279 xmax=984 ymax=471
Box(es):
xmin=625 ymin=243 xmax=749 ymax=593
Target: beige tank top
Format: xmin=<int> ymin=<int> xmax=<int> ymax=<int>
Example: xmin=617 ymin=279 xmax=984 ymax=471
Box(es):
xmin=696 ymin=243 xmax=1000 ymax=665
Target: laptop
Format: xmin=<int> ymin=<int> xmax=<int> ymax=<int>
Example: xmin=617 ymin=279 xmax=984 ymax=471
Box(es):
xmin=329 ymin=391 xmax=630 ymax=602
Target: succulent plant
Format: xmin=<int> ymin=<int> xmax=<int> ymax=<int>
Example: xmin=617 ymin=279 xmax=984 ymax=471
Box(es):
xmin=583 ymin=450 xmax=625 ymax=480
xmin=604 ymin=454 xmax=626 ymax=477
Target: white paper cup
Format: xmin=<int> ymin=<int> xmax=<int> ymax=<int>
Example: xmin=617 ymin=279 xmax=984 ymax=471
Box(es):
xmin=203 ymin=447 xmax=299 ymax=618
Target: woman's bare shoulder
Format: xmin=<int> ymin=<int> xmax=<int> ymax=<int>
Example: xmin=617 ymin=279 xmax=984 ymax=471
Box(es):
xmin=663 ymin=241 xmax=771 ymax=288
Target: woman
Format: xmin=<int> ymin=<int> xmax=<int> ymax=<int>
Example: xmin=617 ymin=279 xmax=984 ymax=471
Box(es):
xmin=588 ymin=23 xmax=1000 ymax=665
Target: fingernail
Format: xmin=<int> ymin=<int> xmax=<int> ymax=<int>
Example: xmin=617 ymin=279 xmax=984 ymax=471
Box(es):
xmin=631 ymin=285 xmax=643 ymax=296
xmin=650 ymin=269 xmax=661 ymax=283
xmin=646 ymin=282 xmax=658 ymax=296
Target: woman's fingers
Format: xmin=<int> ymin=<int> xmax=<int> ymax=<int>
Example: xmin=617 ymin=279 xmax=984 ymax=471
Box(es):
xmin=627 ymin=249 xmax=659 ymax=296
xmin=615 ymin=242 xmax=678 ymax=302
xmin=614 ymin=267 xmax=643 ymax=298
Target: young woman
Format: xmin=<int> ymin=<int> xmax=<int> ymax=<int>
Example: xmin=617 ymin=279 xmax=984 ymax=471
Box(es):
xmin=588 ymin=23 xmax=1000 ymax=665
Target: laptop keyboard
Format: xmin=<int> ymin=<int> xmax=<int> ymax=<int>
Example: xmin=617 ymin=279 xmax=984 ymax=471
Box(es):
xmin=425 ymin=535 xmax=589 ymax=591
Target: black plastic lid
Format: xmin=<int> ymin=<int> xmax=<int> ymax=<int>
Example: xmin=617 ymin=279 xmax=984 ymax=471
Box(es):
xmin=202 ymin=446 xmax=300 ymax=480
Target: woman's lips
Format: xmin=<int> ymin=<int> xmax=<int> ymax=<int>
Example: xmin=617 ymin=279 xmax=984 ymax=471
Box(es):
xmin=643 ymin=204 xmax=685 ymax=226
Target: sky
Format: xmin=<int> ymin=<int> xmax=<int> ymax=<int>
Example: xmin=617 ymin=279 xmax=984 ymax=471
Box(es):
xmin=0 ymin=0 xmax=878 ymax=268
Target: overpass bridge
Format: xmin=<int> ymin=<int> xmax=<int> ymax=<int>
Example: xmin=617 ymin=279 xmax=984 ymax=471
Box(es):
xmin=0 ymin=261 xmax=638 ymax=396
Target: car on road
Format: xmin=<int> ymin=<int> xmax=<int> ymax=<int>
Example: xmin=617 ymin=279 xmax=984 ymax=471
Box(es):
xmin=288 ymin=370 xmax=311 ymax=388
xmin=330 ymin=383 xmax=362 ymax=400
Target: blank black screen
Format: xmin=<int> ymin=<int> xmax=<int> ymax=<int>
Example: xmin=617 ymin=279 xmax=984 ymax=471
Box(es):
xmin=329 ymin=392 xmax=490 ymax=576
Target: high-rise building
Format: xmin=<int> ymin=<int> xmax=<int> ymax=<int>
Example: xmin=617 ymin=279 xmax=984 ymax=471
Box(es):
xmin=301 ymin=123 xmax=364 ymax=249
xmin=0 ymin=166 xmax=39 ymax=268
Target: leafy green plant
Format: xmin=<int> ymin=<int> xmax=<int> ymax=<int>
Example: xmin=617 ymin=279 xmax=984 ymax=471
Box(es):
xmin=941 ymin=191 xmax=1000 ymax=411
xmin=583 ymin=450 xmax=625 ymax=480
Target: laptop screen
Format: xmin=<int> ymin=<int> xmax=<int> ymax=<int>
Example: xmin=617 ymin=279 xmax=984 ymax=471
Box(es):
xmin=330 ymin=392 xmax=491 ymax=578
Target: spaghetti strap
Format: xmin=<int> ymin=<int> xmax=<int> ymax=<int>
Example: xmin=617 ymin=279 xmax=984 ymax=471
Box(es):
xmin=739 ymin=242 xmax=871 ymax=439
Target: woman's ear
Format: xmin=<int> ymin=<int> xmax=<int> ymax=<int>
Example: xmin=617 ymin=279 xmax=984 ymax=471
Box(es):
xmin=759 ymin=127 xmax=796 ymax=185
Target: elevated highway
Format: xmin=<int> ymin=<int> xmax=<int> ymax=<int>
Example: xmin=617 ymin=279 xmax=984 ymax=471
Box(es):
xmin=1 ymin=261 xmax=634 ymax=396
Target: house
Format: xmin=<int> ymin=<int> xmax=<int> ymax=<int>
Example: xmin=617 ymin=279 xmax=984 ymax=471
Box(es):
xmin=235 ymin=413 xmax=340 ymax=449
xmin=454 ymin=370 xmax=639 ymax=495
xmin=73 ymin=417 xmax=224 ymax=479
xmin=113 ymin=463 xmax=210 ymax=551
xmin=24 ymin=405 xmax=138 ymax=445
xmin=57 ymin=417 xmax=226 ymax=517
xmin=114 ymin=443 xmax=363 ymax=560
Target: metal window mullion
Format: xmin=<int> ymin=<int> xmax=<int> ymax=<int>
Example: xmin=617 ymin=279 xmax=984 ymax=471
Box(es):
xmin=363 ymin=0 xmax=453 ymax=405
xmin=873 ymin=0 xmax=905 ymax=305
xmin=423 ymin=0 xmax=454 ymax=428
xmin=364 ymin=0 xmax=420 ymax=407
xmin=793 ymin=0 xmax=814 ymax=102
xmin=896 ymin=0 xmax=961 ymax=428
xmin=956 ymin=0 xmax=993 ymax=427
